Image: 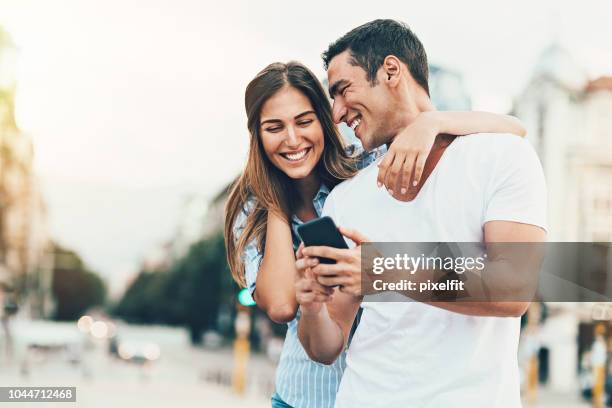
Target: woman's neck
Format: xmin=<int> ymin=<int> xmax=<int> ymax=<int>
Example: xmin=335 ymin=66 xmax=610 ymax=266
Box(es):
xmin=293 ymin=173 xmax=321 ymax=221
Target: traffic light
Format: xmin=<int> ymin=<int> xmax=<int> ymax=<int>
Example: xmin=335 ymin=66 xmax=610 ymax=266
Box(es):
xmin=237 ymin=288 xmax=256 ymax=307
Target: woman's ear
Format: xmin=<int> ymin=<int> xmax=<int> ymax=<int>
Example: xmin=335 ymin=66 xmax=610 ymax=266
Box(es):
xmin=383 ymin=55 xmax=402 ymax=87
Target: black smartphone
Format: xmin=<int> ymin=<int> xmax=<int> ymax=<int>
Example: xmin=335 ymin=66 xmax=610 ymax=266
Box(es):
xmin=296 ymin=216 xmax=348 ymax=264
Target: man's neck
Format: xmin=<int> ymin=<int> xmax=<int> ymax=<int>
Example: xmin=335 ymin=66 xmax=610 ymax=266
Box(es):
xmin=385 ymin=90 xmax=436 ymax=149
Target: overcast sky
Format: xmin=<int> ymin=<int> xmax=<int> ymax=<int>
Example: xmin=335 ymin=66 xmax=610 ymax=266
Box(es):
xmin=0 ymin=0 xmax=611 ymax=294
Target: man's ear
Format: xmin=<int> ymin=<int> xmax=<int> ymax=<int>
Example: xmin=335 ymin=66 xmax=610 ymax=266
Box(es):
xmin=382 ymin=55 xmax=402 ymax=87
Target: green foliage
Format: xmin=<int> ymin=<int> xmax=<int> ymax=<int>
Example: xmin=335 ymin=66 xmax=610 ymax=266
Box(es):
xmin=113 ymin=270 xmax=168 ymax=324
xmin=113 ymin=232 xmax=237 ymax=344
xmin=51 ymin=245 xmax=107 ymax=321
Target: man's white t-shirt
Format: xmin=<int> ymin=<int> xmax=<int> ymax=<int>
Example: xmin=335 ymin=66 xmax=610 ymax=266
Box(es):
xmin=323 ymin=133 xmax=547 ymax=408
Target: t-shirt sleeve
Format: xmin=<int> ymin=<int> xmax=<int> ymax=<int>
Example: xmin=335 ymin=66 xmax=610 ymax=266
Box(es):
xmin=483 ymin=136 xmax=547 ymax=231
xmin=233 ymin=201 xmax=262 ymax=296
xmin=322 ymin=188 xmax=337 ymax=220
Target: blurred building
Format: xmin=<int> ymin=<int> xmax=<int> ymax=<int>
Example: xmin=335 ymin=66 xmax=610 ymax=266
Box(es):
xmin=514 ymin=43 xmax=612 ymax=394
xmin=172 ymin=195 xmax=210 ymax=259
xmin=514 ymin=43 xmax=612 ymax=242
xmin=137 ymin=183 xmax=233 ymax=278
xmin=200 ymin=185 xmax=232 ymax=240
xmin=429 ymin=65 xmax=472 ymax=111
xmin=166 ymin=184 xmax=231 ymax=262
xmin=0 ymin=27 xmax=54 ymax=319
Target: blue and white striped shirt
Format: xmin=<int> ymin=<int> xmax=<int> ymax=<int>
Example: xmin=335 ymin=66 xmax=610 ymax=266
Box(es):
xmin=233 ymin=145 xmax=384 ymax=408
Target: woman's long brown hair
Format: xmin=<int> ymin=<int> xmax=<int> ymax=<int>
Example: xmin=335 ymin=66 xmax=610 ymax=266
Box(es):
xmin=224 ymin=61 xmax=358 ymax=287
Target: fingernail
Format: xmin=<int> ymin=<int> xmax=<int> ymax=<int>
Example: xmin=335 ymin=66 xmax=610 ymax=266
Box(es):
xmin=401 ymin=188 xmax=407 ymax=194
xmin=377 ymin=182 xmax=382 ymax=188
xmin=413 ymin=180 xmax=418 ymax=187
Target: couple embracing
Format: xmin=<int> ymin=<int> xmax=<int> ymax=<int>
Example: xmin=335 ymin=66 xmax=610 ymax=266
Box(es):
xmin=225 ymin=19 xmax=546 ymax=408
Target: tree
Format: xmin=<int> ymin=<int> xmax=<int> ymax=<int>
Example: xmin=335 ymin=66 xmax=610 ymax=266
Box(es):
xmin=51 ymin=244 xmax=107 ymax=321
xmin=178 ymin=233 xmax=233 ymax=344
xmin=113 ymin=270 xmax=168 ymax=324
xmin=113 ymin=232 xmax=236 ymax=344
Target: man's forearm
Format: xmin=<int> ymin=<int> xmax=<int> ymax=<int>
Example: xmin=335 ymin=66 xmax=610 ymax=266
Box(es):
xmin=377 ymin=256 xmax=537 ymax=317
xmin=428 ymin=301 xmax=530 ymax=317
xmin=297 ymin=306 xmax=345 ymax=365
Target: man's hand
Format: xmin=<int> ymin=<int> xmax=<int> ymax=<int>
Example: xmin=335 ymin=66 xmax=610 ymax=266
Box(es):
xmin=295 ymin=243 xmax=334 ymax=315
xmin=302 ymin=227 xmax=370 ymax=298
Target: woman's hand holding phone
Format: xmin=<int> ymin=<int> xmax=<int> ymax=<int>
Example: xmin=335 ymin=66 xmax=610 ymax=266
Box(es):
xmin=302 ymin=227 xmax=370 ymax=299
xmin=295 ymin=243 xmax=334 ymax=315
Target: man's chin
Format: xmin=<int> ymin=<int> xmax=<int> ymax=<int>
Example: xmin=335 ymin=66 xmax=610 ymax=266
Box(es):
xmin=360 ymin=138 xmax=376 ymax=152
xmin=360 ymin=131 xmax=389 ymax=152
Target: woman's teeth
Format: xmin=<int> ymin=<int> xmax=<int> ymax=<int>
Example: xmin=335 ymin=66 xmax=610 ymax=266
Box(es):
xmin=350 ymin=117 xmax=361 ymax=131
xmin=282 ymin=148 xmax=309 ymax=161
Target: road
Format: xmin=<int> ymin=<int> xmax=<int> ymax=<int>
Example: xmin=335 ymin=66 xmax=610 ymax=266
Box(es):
xmin=0 ymin=319 xmax=271 ymax=408
xmin=0 ymin=319 xmax=594 ymax=407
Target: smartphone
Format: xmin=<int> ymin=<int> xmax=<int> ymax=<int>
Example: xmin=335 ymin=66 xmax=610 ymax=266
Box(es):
xmin=296 ymin=216 xmax=348 ymax=264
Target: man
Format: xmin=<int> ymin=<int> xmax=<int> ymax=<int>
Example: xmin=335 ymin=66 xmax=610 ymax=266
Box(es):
xmin=295 ymin=19 xmax=547 ymax=407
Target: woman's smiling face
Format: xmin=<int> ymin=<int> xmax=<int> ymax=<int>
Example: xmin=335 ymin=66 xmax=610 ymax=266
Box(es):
xmin=259 ymin=85 xmax=324 ymax=180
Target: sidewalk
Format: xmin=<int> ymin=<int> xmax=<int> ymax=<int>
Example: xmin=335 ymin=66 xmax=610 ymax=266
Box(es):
xmin=523 ymin=388 xmax=590 ymax=408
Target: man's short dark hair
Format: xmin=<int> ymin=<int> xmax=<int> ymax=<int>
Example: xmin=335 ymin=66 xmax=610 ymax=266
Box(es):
xmin=322 ymin=19 xmax=429 ymax=95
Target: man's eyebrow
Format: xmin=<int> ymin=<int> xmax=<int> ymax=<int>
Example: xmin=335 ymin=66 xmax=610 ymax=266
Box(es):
xmin=328 ymin=79 xmax=348 ymax=99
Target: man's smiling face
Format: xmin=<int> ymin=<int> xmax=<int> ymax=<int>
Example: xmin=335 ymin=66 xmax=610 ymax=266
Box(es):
xmin=327 ymin=50 xmax=395 ymax=151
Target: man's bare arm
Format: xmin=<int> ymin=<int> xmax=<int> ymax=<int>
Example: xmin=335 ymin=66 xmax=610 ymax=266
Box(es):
xmin=390 ymin=221 xmax=546 ymax=316
xmin=309 ymin=223 xmax=546 ymax=318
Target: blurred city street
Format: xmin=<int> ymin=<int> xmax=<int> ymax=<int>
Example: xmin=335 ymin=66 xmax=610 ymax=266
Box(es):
xmin=1 ymin=2 xmax=611 ymax=407
xmin=533 ymin=390 xmax=590 ymax=408
xmin=0 ymin=320 xmax=272 ymax=407
xmin=0 ymin=319 xmax=596 ymax=408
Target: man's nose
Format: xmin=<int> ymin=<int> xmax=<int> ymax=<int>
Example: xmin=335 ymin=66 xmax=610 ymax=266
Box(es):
xmin=332 ymin=99 xmax=347 ymax=124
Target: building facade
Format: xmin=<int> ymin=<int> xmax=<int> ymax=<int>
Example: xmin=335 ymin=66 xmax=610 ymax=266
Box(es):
xmin=514 ymin=43 xmax=612 ymax=242
xmin=0 ymin=27 xmax=54 ymax=319
xmin=513 ymin=43 xmax=612 ymax=393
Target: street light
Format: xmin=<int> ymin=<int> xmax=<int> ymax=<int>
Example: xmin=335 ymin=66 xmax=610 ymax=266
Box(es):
xmin=233 ymin=288 xmax=254 ymax=395
xmin=237 ymin=288 xmax=256 ymax=307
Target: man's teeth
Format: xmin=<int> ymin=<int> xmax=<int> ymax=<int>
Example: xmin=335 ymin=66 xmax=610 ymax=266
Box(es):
xmin=284 ymin=148 xmax=308 ymax=161
xmin=350 ymin=117 xmax=361 ymax=131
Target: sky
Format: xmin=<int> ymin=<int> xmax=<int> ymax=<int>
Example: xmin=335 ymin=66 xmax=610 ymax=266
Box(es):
xmin=0 ymin=0 xmax=611 ymax=295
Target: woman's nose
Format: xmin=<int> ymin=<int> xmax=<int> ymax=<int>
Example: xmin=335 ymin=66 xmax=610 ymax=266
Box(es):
xmin=285 ymin=125 xmax=300 ymax=147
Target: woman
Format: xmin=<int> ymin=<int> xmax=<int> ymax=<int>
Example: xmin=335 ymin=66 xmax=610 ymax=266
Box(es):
xmin=224 ymin=61 xmax=526 ymax=408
